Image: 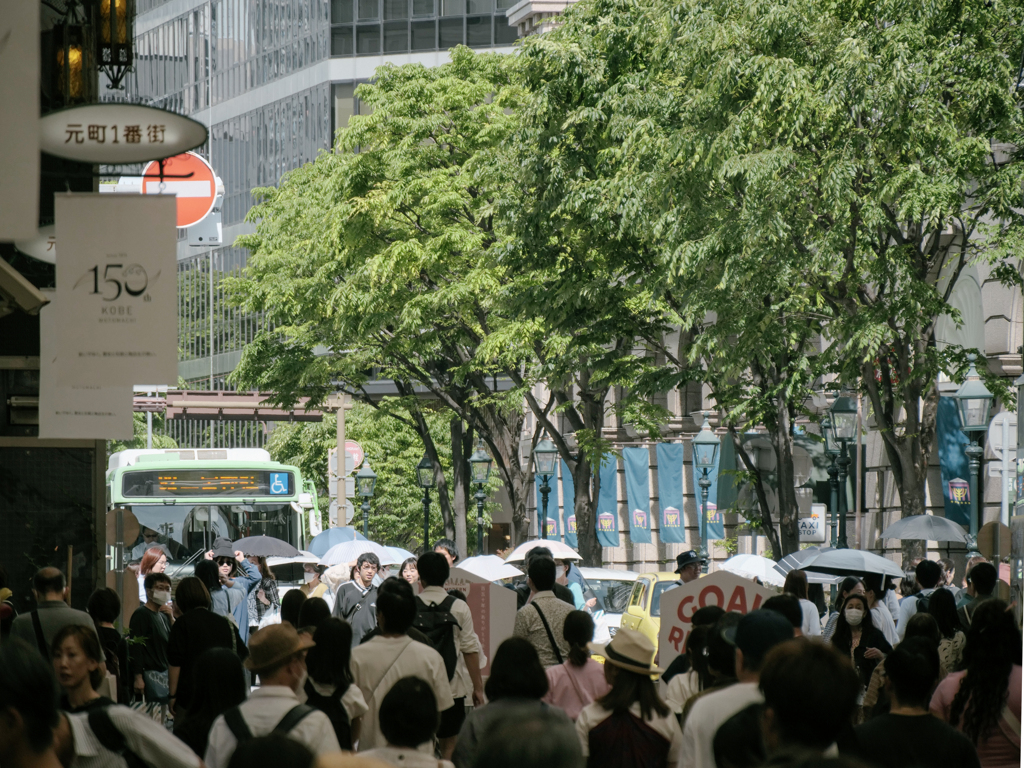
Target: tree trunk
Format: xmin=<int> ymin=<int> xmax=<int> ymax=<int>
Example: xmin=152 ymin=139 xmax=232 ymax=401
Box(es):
xmin=573 ymin=453 xmax=602 ymax=567
xmin=473 ymin=403 xmax=530 ymax=550
xmin=731 ymin=428 xmax=785 ymax=560
xmin=774 ymin=399 xmax=801 ymax=558
xmin=451 ymin=418 xmax=468 ymax=557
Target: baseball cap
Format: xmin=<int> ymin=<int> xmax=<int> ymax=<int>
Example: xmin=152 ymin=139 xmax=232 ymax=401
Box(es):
xmin=675 ymin=550 xmax=705 ymax=573
xmin=723 ymin=610 xmax=794 ymax=669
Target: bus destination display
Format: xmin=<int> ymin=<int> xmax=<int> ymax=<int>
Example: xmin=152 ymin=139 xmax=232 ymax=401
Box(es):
xmin=122 ymin=469 xmax=293 ymax=498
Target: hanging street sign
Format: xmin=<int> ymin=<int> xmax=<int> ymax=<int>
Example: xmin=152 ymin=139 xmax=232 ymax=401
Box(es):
xmin=40 ymin=103 xmax=208 ymax=164
xmin=141 ymin=152 xmax=219 ymax=229
xmin=14 ymin=224 xmax=57 ymax=264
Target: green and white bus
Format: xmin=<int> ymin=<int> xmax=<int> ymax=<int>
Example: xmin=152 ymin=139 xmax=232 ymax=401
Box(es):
xmin=106 ymin=448 xmax=317 ymax=615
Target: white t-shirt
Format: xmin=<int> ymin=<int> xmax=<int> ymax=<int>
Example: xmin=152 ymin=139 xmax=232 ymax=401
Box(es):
xmin=871 ymin=603 xmax=899 ymax=646
xmin=663 ymin=670 xmax=700 ymax=715
xmin=68 ymin=705 xmax=200 ymax=768
xmin=800 ymin=599 xmax=822 ymax=636
xmin=362 ymin=746 xmax=455 ymax=768
xmin=351 ymin=635 xmax=455 ymax=752
xmin=896 ymin=588 xmax=935 ymax=640
xmin=304 ymin=680 xmax=370 ymax=722
xmin=576 ymin=701 xmax=682 ymax=762
xmin=680 ymin=681 xmax=763 ymax=768
xmin=419 ymin=585 xmax=482 ymax=700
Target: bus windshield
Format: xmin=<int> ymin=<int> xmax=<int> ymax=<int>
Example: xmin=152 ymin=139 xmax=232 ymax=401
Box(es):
xmin=126 ymin=503 xmax=296 ymax=565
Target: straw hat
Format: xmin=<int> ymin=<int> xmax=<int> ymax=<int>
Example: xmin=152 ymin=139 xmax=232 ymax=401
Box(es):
xmin=589 ymin=628 xmax=662 ymax=675
xmin=244 ymin=623 xmax=315 ymax=671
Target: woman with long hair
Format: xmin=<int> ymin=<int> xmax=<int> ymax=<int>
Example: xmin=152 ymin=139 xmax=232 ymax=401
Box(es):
xmin=137 ymin=546 xmax=169 ymax=604
xmin=52 ymin=624 xmax=111 ymax=713
xmin=576 ymin=628 xmax=680 ymax=767
xmin=303 ymin=617 xmax=368 ymax=750
xmin=453 ymin=637 xmax=568 ymax=768
xmin=245 ymin=555 xmax=280 ymax=637
xmin=543 ymin=611 xmax=611 ymax=720
xmin=783 ymin=570 xmax=821 ymax=636
xmin=398 ymin=558 xmax=419 ymax=585
xmin=929 ymin=587 xmax=966 ymax=677
xmin=173 ymin=647 xmax=247 ymax=757
xmin=930 ymin=599 xmax=1022 ymax=768
xmin=823 ymin=576 xmax=865 ymax=642
xmin=830 ymin=593 xmax=892 ymax=715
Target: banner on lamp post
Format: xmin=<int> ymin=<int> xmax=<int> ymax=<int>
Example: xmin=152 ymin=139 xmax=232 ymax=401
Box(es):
xmin=656 ymin=443 xmax=687 ymax=544
xmin=53 ymin=194 xmax=178 ymax=387
xmin=690 ymin=442 xmax=724 ymax=541
xmin=623 ymin=447 xmax=652 ymax=544
xmin=596 ymin=456 xmax=620 ymax=548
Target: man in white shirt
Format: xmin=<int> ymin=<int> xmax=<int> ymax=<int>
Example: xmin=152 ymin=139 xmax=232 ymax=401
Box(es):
xmin=680 ymin=610 xmax=794 ymax=768
xmin=414 ymin=552 xmax=484 ymax=759
xmin=896 ymin=560 xmax=942 ymax=641
xmin=205 ymin=624 xmax=339 ymax=768
xmin=351 ymin=577 xmax=455 ymax=752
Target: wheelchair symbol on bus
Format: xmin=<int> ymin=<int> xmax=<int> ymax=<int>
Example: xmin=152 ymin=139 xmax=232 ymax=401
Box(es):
xmin=269 ymin=473 xmax=288 ymax=495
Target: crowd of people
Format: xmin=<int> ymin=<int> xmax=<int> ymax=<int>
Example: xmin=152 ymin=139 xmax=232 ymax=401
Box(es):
xmin=0 ymin=541 xmax=1020 ymax=768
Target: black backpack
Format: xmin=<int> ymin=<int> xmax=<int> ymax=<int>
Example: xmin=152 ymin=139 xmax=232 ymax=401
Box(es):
xmin=223 ymin=703 xmax=316 ymax=744
xmin=303 ymin=679 xmax=352 ymax=750
xmin=412 ymin=595 xmax=461 ymax=680
xmin=88 ymin=707 xmax=148 ymax=768
xmin=916 ymin=591 xmax=933 ymax=613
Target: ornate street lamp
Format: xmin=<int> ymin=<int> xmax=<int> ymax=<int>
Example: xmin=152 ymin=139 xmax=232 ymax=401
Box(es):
xmin=97 ymin=0 xmax=134 ymax=90
xmin=534 ymin=435 xmax=558 ymax=540
xmin=829 ymin=394 xmax=858 ymax=549
xmin=954 ymin=355 xmax=994 ymax=557
xmin=416 ymin=455 xmax=435 ymax=552
xmin=355 ymin=460 xmax=377 ymax=538
xmin=692 ymin=414 xmax=720 ymax=573
xmin=821 ymin=415 xmax=840 ymax=549
xmin=53 ymin=1 xmax=95 ymax=106
xmin=469 ymin=439 xmax=493 ymax=555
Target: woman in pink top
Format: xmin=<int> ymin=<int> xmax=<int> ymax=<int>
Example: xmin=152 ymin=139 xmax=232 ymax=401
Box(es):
xmin=544 ymin=610 xmax=611 ymax=720
xmin=930 ymin=599 xmax=1022 ymax=768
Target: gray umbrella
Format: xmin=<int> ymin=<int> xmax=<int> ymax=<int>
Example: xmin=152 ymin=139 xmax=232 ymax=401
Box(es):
xmin=233 ymin=535 xmax=299 ymax=558
xmin=880 ymin=515 xmax=968 ymax=543
xmin=773 ymin=546 xmax=841 ymax=584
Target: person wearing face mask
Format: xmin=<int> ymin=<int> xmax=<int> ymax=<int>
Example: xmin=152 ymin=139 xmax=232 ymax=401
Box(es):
xmin=299 ymin=564 xmax=329 ymax=600
xmin=128 ymin=572 xmax=174 ymax=721
xmin=830 ymin=593 xmax=891 ymax=721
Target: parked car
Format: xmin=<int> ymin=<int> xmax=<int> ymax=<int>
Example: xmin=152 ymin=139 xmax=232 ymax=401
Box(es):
xmin=619 ymin=572 xmax=680 ymax=654
xmin=578 ymin=567 xmax=639 ymax=645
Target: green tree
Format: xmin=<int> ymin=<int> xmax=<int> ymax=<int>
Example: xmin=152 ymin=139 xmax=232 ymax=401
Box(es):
xmin=108 ymin=411 xmax=178 ymax=456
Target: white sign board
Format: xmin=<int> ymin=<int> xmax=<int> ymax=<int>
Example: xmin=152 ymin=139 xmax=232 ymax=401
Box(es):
xmin=799 ymin=503 xmax=827 ymax=543
xmin=0 ymin=0 xmax=39 ymax=241
xmin=38 ymin=296 xmax=134 ymax=439
xmin=658 ymin=570 xmax=776 ymax=670
xmin=442 ymin=570 xmax=517 ymax=677
xmin=53 ymin=195 xmax=178 ymax=387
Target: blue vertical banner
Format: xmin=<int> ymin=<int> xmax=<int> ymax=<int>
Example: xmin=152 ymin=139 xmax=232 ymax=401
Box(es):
xmin=937 ymin=396 xmax=971 ymax=527
xmin=535 ymin=473 xmax=561 ymax=541
xmin=623 ymin=447 xmax=653 ymax=544
xmin=655 ymin=443 xmax=687 ymax=544
xmin=560 ymin=460 xmax=578 ymax=549
xmin=596 ymin=456 xmax=620 ymax=547
xmin=690 ymin=440 xmax=724 ymax=540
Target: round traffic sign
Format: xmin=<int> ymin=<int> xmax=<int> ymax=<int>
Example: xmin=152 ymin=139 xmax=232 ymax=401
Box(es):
xmin=345 ymin=441 xmax=364 ymax=474
xmin=141 ymin=151 xmax=217 ymax=228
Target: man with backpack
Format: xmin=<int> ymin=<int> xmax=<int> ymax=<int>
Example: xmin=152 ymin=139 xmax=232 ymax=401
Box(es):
xmin=896 ymin=559 xmax=942 ymax=641
xmin=204 ymin=623 xmax=340 ymax=768
xmin=413 ymin=552 xmax=484 ymax=759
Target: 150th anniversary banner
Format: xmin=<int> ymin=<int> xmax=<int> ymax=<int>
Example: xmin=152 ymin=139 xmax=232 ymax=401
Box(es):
xmin=53 ymin=194 xmax=178 ymax=387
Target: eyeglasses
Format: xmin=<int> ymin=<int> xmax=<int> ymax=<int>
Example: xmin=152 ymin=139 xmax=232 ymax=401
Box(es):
xmin=216 ymin=558 xmax=234 ymax=566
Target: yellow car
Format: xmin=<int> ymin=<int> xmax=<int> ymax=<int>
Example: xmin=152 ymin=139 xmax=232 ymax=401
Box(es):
xmin=618 ymin=572 xmax=682 ymax=656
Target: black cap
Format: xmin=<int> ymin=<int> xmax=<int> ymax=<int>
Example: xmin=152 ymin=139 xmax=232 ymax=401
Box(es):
xmin=723 ymin=610 xmax=794 ymax=667
xmin=211 ymin=537 xmax=236 ymax=559
xmin=675 ymin=550 xmax=704 ymax=573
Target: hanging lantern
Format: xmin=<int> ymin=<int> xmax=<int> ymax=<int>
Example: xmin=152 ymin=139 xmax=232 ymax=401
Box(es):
xmin=53 ymin=2 xmax=94 ymax=106
xmin=98 ymin=0 xmax=134 ymax=89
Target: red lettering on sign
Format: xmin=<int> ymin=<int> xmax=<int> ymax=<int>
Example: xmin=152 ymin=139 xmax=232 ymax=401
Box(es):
xmin=676 ymin=595 xmax=695 ymax=623
xmin=725 ymin=586 xmax=748 ymax=613
xmin=699 ymin=585 xmax=725 ymax=608
xmin=667 ymin=625 xmax=685 ymax=652
xmin=751 ymin=594 xmax=764 ymax=611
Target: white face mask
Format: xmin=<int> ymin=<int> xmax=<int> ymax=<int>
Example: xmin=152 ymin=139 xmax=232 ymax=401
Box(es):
xmin=845 ymin=608 xmax=864 ymax=627
xmin=303 ymin=571 xmax=316 ymax=583
xmin=151 ymin=590 xmax=170 ymax=606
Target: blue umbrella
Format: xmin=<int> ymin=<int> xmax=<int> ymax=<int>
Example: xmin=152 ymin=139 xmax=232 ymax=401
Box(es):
xmin=308 ymin=526 xmax=368 ymax=557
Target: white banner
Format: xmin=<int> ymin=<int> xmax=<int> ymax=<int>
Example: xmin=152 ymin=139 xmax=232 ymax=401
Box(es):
xmin=0 ymin=0 xmax=39 ymax=241
xmin=54 ymin=194 xmax=178 ymax=387
xmin=38 ymin=296 xmax=134 ymax=439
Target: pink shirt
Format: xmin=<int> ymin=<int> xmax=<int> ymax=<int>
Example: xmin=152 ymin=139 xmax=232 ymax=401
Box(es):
xmin=543 ymin=659 xmax=611 ymax=721
xmin=930 ymin=665 xmax=1022 ymax=768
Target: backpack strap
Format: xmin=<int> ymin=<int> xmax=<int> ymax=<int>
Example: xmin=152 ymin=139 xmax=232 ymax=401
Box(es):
xmin=223 ymin=706 xmax=254 ymax=743
xmin=273 ymin=704 xmax=316 ymax=735
xmin=88 ymin=707 xmax=128 ymax=753
xmin=30 ymin=611 xmax=48 ymax=657
xmin=532 ymin=602 xmax=564 ymax=664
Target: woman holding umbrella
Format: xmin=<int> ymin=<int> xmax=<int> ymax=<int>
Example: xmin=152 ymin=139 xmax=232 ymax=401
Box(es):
xmin=831 ymin=593 xmax=892 ymax=720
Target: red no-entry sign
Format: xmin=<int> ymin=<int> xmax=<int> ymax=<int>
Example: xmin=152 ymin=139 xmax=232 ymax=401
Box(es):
xmin=141 ymin=151 xmax=218 ymax=229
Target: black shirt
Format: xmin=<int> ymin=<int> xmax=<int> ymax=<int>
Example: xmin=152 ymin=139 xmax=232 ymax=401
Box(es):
xmin=167 ymin=608 xmax=247 ymax=710
xmin=847 ymin=713 xmax=981 ymax=768
xmin=332 ymin=582 xmax=378 ymax=647
xmin=128 ymin=605 xmax=171 ymax=675
xmin=60 ymin=695 xmax=115 ymax=714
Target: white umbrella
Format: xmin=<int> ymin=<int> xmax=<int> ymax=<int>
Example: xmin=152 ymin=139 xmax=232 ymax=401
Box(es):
xmin=799 ymin=548 xmax=904 ymax=578
xmin=319 ymin=540 xmax=389 ymax=567
xmin=880 ymin=515 xmax=968 ymax=543
xmin=720 ymin=554 xmax=786 ymax=587
xmin=381 ymin=546 xmax=415 ymax=567
xmin=266 ymin=550 xmax=320 ymax=568
xmin=456 ymin=555 xmax=523 ymax=582
xmin=504 ymin=540 xmax=582 ymax=563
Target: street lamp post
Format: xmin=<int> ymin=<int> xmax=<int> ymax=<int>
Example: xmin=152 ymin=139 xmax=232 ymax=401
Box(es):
xmin=822 ymin=415 xmax=840 ymax=549
xmin=954 ymin=355 xmax=994 ymax=558
xmin=534 ymin=435 xmax=558 ymax=540
xmin=416 ymin=455 xmax=435 ymax=552
xmin=355 ymin=460 xmax=377 ymax=538
xmin=692 ymin=414 xmax=720 ymax=574
xmin=829 ymin=394 xmax=858 ymax=550
xmin=469 ymin=439 xmax=493 ymax=556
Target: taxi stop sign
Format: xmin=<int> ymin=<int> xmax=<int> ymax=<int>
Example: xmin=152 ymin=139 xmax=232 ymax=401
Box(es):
xmin=657 ymin=569 xmax=776 ymax=670
xmin=141 ymin=151 xmax=218 ymax=229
